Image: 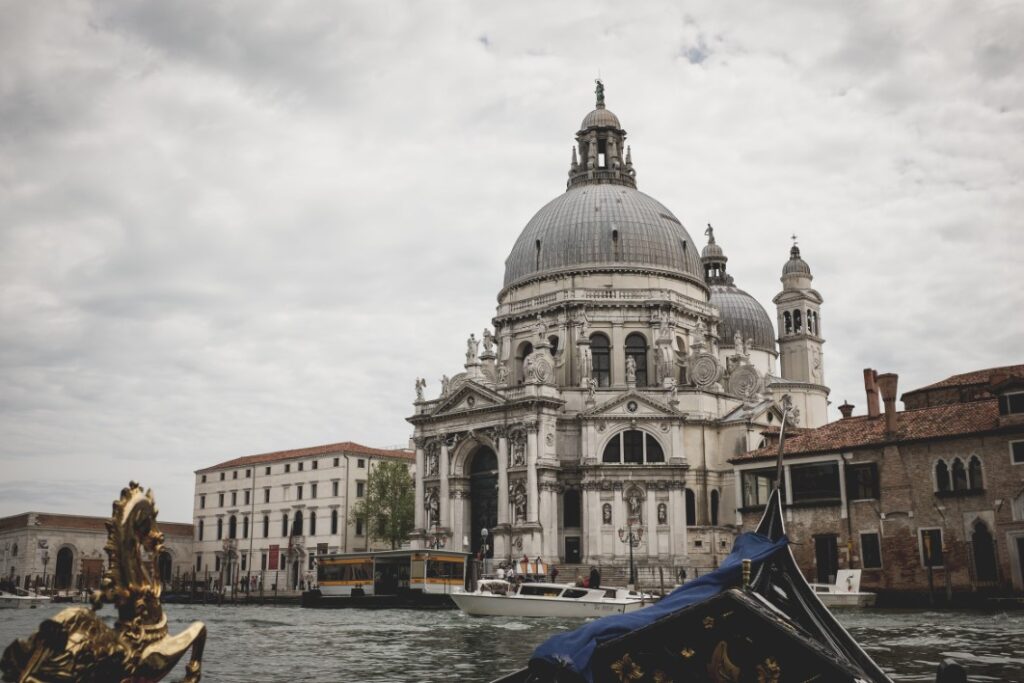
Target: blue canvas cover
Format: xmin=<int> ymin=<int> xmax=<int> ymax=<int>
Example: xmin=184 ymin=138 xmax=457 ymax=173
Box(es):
xmin=530 ymin=531 xmax=789 ymax=681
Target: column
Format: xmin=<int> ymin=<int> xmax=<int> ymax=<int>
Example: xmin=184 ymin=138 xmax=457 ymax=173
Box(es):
xmin=414 ymin=442 xmax=425 ymax=530
xmin=527 ymin=426 xmax=539 ymax=523
xmin=497 ymin=436 xmax=509 ymax=525
xmin=611 ymin=322 xmax=625 ymax=389
xmin=439 ymin=438 xmax=450 ymax=528
xmin=646 ymin=492 xmax=658 ymax=560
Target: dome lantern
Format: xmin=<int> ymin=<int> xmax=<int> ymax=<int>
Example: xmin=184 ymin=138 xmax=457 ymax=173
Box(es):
xmin=567 ymin=80 xmax=636 ymax=191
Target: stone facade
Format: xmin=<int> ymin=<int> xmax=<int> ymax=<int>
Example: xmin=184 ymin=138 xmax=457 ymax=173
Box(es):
xmin=408 ymin=84 xmax=830 ymax=574
xmin=734 ymin=366 xmax=1024 ymax=598
xmin=0 ymin=511 xmax=193 ymax=591
xmin=192 ymin=441 xmax=413 ymax=591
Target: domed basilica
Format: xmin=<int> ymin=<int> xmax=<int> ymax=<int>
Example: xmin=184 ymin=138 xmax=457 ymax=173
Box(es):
xmin=408 ymin=82 xmax=828 ymax=572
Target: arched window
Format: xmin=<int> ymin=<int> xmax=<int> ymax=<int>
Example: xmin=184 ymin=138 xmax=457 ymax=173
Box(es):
xmin=292 ymin=511 xmax=304 ymax=536
xmin=548 ymin=335 xmax=560 ymax=356
xmin=784 ymin=312 xmax=792 ymax=334
xmin=602 ymin=431 xmax=666 ymax=464
xmin=968 ymin=456 xmax=983 ymax=490
xmin=309 ymin=511 xmax=317 ymax=536
xmin=216 ymin=518 xmax=223 ymax=540
xmin=242 ymin=516 xmax=249 ymax=539
xmin=563 ymin=489 xmax=581 ymax=528
xmin=952 ymin=458 xmax=968 ymax=491
xmin=625 ymin=333 xmax=648 ymax=386
xmin=516 ymin=341 xmax=534 ymax=385
xmin=262 ymin=515 xmax=269 ymax=538
xmin=197 ymin=520 xmax=204 ymax=541
xmin=331 ymin=509 xmax=338 ymax=535
xmin=807 ymin=309 xmax=814 ymax=334
xmin=710 ymin=490 xmax=720 ymax=526
xmin=590 ymin=334 xmax=611 ymax=387
xmin=10 ymin=543 xmax=16 ymax=557
xmin=281 ymin=513 xmax=289 ymax=537
xmin=685 ymin=489 xmax=697 ymax=527
xmin=935 ymin=460 xmax=950 ymax=492
xmin=813 ymin=312 xmax=820 ymax=335
xmin=793 ymin=310 xmax=802 ymax=333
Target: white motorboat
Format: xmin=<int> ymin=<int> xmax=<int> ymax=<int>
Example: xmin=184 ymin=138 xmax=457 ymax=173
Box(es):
xmin=0 ymin=589 xmax=51 ymax=609
xmin=809 ymin=569 xmax=877 ymax=607
xmin=452 ymin=580 xmax=651 ymax=618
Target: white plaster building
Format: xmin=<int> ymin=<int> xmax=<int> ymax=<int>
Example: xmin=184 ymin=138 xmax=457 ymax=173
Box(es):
xmin=192 ymin=441 xmax=414 ymax=591
xmin=0 ymin=512 xmax=193 ymax=591
xmin=407 ymin=83 xmax=829 ymax=573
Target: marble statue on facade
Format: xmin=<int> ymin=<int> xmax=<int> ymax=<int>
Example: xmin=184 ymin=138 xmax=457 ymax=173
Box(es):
xmin=415 ymin=377 xmax=426 ymax=402
xmin=657 ymin=503 xmax=667 ymax=525
xmin=510 ymin=435 xmax=526 ymax=467
xmin=497 ymin=362 xmax=510 ymax=385
xmin=466 ymin=334 xmax=479 ymax=364
xmin=482 ymin=328 xmax=495 ymax=354
xmin=426 ymin=450 xmax=438 ymax=477
xmin=427 ymin=493 xmax=439 ymax=528
xmin=578 ymin=346 xmax=592 ymax=387
xmin=586 ymin=377 xmax=597 ymax=401
xmin=574 ymin=307 xmax=590 ymax=338
xmin=602 ymin=504 xmax=612 ymax=525
xmin=440 ymin=375 xmax=450 ymax=396
xmin=627 ymin=491 xmax=643 ymax=522
xmin=625 ymin=356 xmax=637 ymax=383
xmin=533 ymin=313 xmax=547 ymax=343
xmin=512 ymin=485 xmax=527 ymax=524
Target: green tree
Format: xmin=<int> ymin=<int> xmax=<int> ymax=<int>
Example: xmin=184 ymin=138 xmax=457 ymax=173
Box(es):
xmin=351 ymin=459 xmax=414 ymax=549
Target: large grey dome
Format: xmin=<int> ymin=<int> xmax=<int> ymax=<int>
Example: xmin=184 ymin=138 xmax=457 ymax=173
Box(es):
xmin=710 ymin=284 xmax=776 ymax=351
xmin=503 ymin=184 xmax=704 ymax=288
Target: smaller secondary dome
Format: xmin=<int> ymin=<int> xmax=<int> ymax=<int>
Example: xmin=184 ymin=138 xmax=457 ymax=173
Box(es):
xmin=710 ymin=284 xmax=777 ymax=351
xmin=783 ymin=244 xmax=811 ymax=276
xmin=581 ymin=107 xmax=621 ymax=130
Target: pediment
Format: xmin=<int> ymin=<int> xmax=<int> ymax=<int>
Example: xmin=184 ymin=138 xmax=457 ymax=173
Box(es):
xmin=721 ymin=398 xmax=783 ymax=425
xmin=581 ymin=389 xmax=681 ymax=419
xmin=430 ymin=381 xmax=505 ymax=416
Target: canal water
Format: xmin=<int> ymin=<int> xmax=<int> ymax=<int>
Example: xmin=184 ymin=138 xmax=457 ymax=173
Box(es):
xmin=0 ymin=604 xmax=1021 ymax=682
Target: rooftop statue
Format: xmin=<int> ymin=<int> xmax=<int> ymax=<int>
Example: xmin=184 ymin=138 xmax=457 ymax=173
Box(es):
xmin=1 ymin=482 xmax=206 ymax=683
xmin=594 ymin=78 xmax=605 ymax=108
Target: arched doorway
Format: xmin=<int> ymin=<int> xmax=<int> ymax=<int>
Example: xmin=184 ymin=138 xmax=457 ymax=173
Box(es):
xmin=469 ymin=447 xmax=498 ymax=557
xmin=158 ymin=551 xmax=173 ymax=584
xmin=55 ymin=547 xmax=74 ymax=590
xmin=972 ymin=520 xmax=997 ymax=583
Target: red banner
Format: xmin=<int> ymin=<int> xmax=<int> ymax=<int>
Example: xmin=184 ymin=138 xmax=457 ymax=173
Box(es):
xmin=268 ymin=544 xmax=280 ymax=570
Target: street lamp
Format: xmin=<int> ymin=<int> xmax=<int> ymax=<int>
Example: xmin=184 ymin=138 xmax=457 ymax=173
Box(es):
xmin=617 ymin=519 xmax=644 ymax=587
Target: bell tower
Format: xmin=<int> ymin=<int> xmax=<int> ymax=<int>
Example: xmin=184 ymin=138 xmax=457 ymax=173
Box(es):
xmin=773 ymin=238 xmax=825 ymax=385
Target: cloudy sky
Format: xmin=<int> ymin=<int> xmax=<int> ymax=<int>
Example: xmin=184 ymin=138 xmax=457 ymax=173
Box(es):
xmin=2 ymin=0 xmax=1021 ymax=522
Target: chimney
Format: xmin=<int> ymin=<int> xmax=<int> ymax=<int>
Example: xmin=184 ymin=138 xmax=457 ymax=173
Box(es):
xmin=863 ymin=368 xmax=881 ymax=418
xmin=876 ymin=373 xmax=899 ymax=436
xmin=838 ymin=401 xmax=854 ymax=419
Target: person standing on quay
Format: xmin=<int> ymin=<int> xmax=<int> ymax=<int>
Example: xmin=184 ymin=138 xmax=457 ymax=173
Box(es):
xmin=550 ymin=564 xmax=559 ymax=583
xmin=589 ymin=566 xmax=600 ymax=590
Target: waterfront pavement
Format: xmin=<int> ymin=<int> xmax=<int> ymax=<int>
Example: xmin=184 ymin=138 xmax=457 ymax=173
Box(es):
xmin=1 ymin=603 xmax=1021 ymax=682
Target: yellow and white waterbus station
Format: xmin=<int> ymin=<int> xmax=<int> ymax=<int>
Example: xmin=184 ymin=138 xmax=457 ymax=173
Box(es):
xmin=305 ymin=549 xmax=470 ymax=607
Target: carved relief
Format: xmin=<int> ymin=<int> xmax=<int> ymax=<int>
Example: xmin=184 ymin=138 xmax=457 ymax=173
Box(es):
xmin=626 ymin=488 xmax=644 ymax=523
xmin=657 ymin=502 xmax=668 ymax=525
xmin=425 ymin=489 xmax=440 ymax=528
xmin=602 ymin=503 xmax=612 ymax=525
xmin=509 ymin=428 xmax=527 ymax=467
xmin=728 ymin=364 xmax=762 ymax=401
xmin=510 ymin=483 xmax=527 ymax=524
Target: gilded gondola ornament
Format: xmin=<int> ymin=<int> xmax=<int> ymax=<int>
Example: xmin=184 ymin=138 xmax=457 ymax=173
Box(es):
xmin=1 ymin=482 xmax=206 ymax=683
xmin=756 ymin=656 xmax=781 ymax=682
xmin=609 ymin=653 xmax=644 ymax=682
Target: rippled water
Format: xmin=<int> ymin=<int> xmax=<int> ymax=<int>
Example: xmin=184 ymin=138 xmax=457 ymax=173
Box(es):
xmin=1 ymin=604 xmax=1021 ymax=682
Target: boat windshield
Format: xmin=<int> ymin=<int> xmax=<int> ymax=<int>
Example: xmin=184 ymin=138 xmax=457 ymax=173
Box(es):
xmin=518 ymin=585 xmax=563 ymax=598
xmin=560 ymin=588 xmax=588 ymax=599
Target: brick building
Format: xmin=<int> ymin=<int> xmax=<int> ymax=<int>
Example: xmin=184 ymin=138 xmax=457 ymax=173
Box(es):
xmin=731 ymin=365 xmax=1024 ymax=600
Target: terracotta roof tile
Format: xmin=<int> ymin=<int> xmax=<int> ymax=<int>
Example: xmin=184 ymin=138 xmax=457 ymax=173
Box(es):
xmin=0 ymin=512 xmax=192 ymax=535
xmin=197 ymin=441 xmax=414 ymax=474
xmin=734 ymin=399 xmax=1004 ymax=462
xmin=903 ymin=364 xmax=1024 ymax=396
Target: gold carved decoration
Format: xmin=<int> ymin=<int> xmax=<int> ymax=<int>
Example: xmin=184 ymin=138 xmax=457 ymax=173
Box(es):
xmin=610 ymin=653 xmax=644 ymax=682
xmin=652 ymin=670 xmax=673 ymax=683
xmin=1 ymin=482 xmax=207 ymax=682
xmin=756 ymin=656 xmax=781 ymax=682
xmin=706 ymin=641 xmax=741 ymax=683
xmin=680 ymin=647 xmax=695 ymax=659
xmin=702 ymin=616 xmax=715 ymax=629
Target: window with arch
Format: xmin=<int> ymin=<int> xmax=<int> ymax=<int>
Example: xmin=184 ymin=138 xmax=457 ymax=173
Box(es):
xmin=331 ymin=509 xmax=339 ymax=534
xmin=228 ymin=515 xmax=237 ymax=539
xmin=197 ymin=521 xmax=204 ymax=541
xmin=784 ymin=311 xmax=792 ymax=334
xmin=968 ymin=456 xmax=983 ymax=490
xmin=625 ymin=333 xmax=649 ymax=386
xmin=806 ymin=309 xmax=814 ymax=334
xmin=935 ymin=460 xmax=950 ymax=492
xmin=309 ymin=511 xmax=317 ymax=536
xmin=563 ymin=489 xmax=581 ymax=528
xmin=262 ymin=515 xmax=269 ymax=538
xmin=602 ymin=430 xmax=665 ymax=464
xmin=292 ymin=511 xmax=304 ymax=536
xmin=516 ymin=341 xmax=534 ymax=385
xmin=281 ymin=513 xmax=289 ymax=537
xmin=793 ymin=310 xmax=802 ymax=333
xmin=685 ymin=489 xmax=697 ymax=527
xmin=242 ymin=516 xmax=249 ymax=539
xmin=590 ymin=333 xmax=611 ymax=387
xmin=548 ymin=335 xmax=560 ymax=357
xmin=216 ymin=518 xmax=223 ymax=540
xmin=951 ymin=458 xmax=968 ymax=491
xmin=710 ymin=490 xmax=720 ymax=526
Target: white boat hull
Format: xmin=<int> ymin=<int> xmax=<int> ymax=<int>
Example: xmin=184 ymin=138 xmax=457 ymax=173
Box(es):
xmin=451 ymin=591 xmax=647 ymax=618
xmin=815 ymin=591 xmax=876 ymax=608
xmin=0 ymin=593 xmax=50 ymax=609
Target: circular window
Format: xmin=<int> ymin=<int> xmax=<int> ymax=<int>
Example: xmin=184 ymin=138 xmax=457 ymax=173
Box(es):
xmin=626 ymin=400 xmax=638 ymax=413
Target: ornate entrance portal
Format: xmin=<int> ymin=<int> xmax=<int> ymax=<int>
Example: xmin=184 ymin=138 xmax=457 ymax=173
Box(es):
xmin=469 ymin=447 xmax=498 ymax=557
